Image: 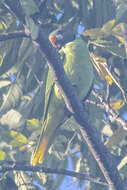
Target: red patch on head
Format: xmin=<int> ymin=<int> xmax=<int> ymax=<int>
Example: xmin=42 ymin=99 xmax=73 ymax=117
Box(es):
xmin=49 ymin=35 xmax=56 ymax=46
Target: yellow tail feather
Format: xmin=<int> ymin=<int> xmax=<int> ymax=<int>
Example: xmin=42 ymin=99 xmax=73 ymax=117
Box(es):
xmin=32 ymin=137 xmax=48 ymax=166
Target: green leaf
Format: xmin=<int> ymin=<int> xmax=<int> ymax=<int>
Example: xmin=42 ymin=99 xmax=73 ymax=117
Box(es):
xmin=14 ymin=171 xmax=36 ymax=190
xmin=0 ymin=82 xmax=23 ymax=117
xmin=25 ymin=16 xmax=39 ymax=40
xmin=20 ymin=0 xmax=39 ymax=16
xmin=0 ymin=150 xmax=6 ymax=160
xmin=0 ymin=109 xmax=25 ymax=129
xmin=105 ymin=128 xmax=127 ymax=147
xmin=115 ymin=3 xmax=127 ymax=26
xmin=18 ymin=38 xmax=36 ymax=63
xmin=0 ymin=20 xmax=7 ymax=30
xmin=10 ymin=130 xmax=28 ymax=147
xmin=102 ymin=124 xmax=113 ymax=137
xmin=92 ymin=40 xmax=127 ymax=58
xmin=0 ymin=80 xmax=11 ymax=89
xmin=0 ymin=38 xmax=21 ymax=76
xmin=118 ymin=154 xmax=127 ymax=171
xmin=27 ymin=118 xmax=41 ymax=131
xmin=0 ymin=52 xmax=6 ymax=66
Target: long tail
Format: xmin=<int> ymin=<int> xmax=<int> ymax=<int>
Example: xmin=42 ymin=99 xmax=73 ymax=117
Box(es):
xmin=32 ymin=136 xmax=49 ymax=166
xmin=32 ymin=118 xmax=49 ymax=166
xmin=32 ymin=83 xmax=55 ymax=166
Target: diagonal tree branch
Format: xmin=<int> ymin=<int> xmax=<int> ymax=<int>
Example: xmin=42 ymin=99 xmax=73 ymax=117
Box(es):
xmin=3 ymin=0 xmax=127 ymax=189
xmin=36 ymin=26 xmax=126 ymax=190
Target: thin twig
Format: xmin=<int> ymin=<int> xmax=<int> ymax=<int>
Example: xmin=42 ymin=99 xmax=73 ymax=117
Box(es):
xmin=89 ymin=91 xmax=127 ymax=130
xmin=0 ymin=31 xmax=29 ymax=41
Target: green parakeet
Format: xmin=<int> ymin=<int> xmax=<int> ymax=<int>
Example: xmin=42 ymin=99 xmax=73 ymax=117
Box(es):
xmin=32 ymin=30 xmax=94 ymax=166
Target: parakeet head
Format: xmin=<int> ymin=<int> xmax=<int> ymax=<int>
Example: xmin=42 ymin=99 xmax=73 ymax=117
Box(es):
xmin=49 ymin=29 xmax=75 ymax=48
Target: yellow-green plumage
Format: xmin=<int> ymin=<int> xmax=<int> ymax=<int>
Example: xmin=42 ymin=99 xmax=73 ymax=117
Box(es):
xmin=32 ymin=38 xmax=94 ymax=166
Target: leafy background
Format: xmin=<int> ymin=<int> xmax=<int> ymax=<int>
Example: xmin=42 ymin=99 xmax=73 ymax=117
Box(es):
xmin=0 ymin=0 xmax=127 ymax=189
